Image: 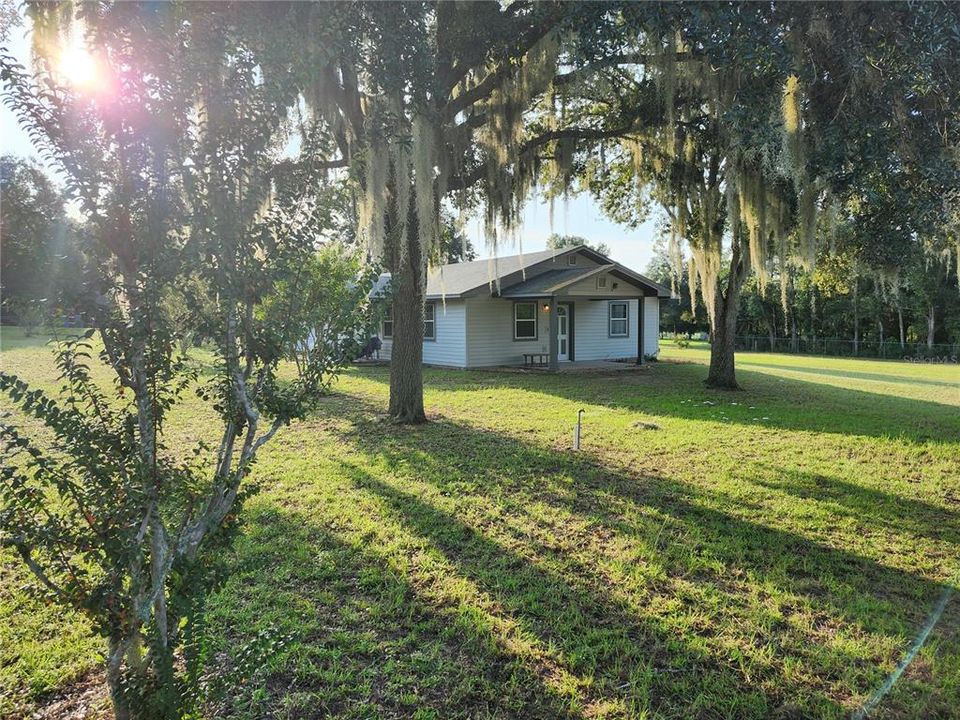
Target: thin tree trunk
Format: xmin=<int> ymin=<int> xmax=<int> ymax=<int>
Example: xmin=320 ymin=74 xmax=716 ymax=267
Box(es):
xmin=927 ymin=303 xmax=935 ymax=349
xmin=388 ymin=218 xmax=427 ymax=424
xmin=810 ymin=286 xmax=817 ymax=348
xmin=852 ymin=278 xmax=860 ymax=355
xmin=107 ymin=637 xmax=131 ymax=720
xmin=898 ymin=304 xmax=905 ymax=348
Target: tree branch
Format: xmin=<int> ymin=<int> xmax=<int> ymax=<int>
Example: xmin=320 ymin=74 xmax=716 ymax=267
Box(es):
xmin=553 ymin=51 xmax=695 ymax=87
xmin=446 ymin=118 xmax=643 ymax=192
xmin=15 ymin=544 xmax=68 ymax=600
xmin=442 ymin=5 xmax=566 ymax=119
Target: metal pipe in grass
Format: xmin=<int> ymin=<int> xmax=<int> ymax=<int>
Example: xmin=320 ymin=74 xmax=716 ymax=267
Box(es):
xmin=852 ymin=570 xmax=958 ymax=719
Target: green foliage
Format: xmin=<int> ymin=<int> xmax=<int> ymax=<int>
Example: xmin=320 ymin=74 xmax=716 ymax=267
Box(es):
xmin=3 ymin=297 xmax=47 ymax=335
xmin=435 ymin=211 xmax=476 ymax=265
xmin=260 ymin=242 xmax=377 ymax=379
xmin=0 ymin=155 xmax=90 ymax=316
xmin=545 ymin=233 xmax=611 ymax=257
xmin=736 ymin=215 xmax=960 ymax=352
xmin=553 ymin=2 xmax=960 ymax=385
xmin=0 ymin=3 xmax=371 ymax=717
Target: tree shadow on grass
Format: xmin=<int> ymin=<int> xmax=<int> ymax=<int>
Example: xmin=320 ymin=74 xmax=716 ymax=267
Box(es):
xmin=206 ymin=503 xmax=589 ymax=720
xmin=339 ymin=461 xmax=804 ymax=719
xmin=734 ymin=360 xmax=960 ymax=392
xmin=311 ymin=399 xmax=958 ymax=718
xmin=343 ymin=411 xmax=956 ymax=622
xmin=751 ymin=464 xmax=960 ymax=547
xmin=348 ymin=362 xmax=960 ymax=443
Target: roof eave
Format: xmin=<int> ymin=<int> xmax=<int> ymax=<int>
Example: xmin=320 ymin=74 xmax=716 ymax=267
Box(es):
xmin=607 ymin=265 xmax=671 ymax=297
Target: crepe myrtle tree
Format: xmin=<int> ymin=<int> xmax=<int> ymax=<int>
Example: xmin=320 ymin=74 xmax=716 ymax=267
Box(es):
xmin=0 ymin=4 xmax=372 ymax=717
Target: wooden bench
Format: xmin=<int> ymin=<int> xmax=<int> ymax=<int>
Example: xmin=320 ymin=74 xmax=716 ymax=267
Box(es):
xmin=523 ymin=353 xmax=549 ymax=367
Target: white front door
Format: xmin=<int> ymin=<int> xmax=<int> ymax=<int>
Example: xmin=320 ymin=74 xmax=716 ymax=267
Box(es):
xmin=557 ymin=304 xmax=570 ymax=361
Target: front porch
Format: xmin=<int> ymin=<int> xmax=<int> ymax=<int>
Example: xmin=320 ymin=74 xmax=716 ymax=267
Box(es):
xmin=502 ymin=293 xmax=653 ymax=371
xmin=496 ymin=260 xmax=664 ymax=371
xmin=493 ymin=358 xmax=653 ymax=374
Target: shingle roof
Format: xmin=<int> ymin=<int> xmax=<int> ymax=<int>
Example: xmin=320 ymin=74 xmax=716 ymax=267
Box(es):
xmin=373 ymin=246 xmax=671 ymax=299
xmin=424 ymin=249 xmax=562 ymax=298
xmin=498 ymin=265 xmax=611 ymax=297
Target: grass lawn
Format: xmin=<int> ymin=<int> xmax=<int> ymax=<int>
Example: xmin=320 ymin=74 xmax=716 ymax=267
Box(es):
xmin=1 ymin=328 xmax=959 ymax=719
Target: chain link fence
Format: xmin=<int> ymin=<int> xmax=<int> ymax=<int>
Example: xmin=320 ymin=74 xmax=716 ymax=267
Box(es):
xmin=733 ymin=335 xmax=960 ymax=363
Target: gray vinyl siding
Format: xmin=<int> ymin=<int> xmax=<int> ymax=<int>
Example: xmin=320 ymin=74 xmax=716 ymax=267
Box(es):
xmin=375 ymin=273 xmax=660 ymax=368
xmin=563 ymin=271 xmax=644 ymax=298
xmin=643 ymin=296 xmax=660 ymax=358
xmin=466 ymin=295 xmax=550 ymax=367
xmin=569 ymin=299 xmax=638 ymax=361
xmin=379 ymin=299 xmax=467 ymax=368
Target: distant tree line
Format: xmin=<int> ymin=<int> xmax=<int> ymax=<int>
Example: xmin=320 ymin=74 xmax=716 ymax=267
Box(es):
xmin=0 ymin=155 xmax=92 ymax=330
xmin=0 ymin=152 xmax=475 ymax=326
xmin=647 ymin=231 xmax=959 ymax=356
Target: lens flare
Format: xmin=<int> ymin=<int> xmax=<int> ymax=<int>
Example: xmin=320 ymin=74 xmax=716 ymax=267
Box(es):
xmin=58 ymin=32 xmax=97 ymax=88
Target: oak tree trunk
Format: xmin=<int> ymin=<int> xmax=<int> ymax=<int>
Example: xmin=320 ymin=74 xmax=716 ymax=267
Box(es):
xmin=388 ymin=220 xmax=427 ymax=424
xmin=705 ymin=234 xmax=747 ymax=390
xmin=707 ymin=288 xmax=742 ymax=389
xmin=927 ymin=303 xmax=936 ymax=349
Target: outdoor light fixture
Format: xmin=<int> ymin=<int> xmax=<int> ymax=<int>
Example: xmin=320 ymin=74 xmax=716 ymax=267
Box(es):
xmin=543 ymin=303 xmax=550 ymax=312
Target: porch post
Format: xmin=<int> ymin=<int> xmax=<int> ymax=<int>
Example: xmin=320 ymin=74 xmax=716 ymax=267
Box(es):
xmin=636 ymin=295 xmax=645 ymax=365
xmin=548 ymin=299 xmax=559 ymax=371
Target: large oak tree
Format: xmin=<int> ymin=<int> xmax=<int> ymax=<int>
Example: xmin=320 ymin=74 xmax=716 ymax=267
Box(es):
xmin=280 ymin=1 xmax=663 ymax=420
xmin=559 ymin=2 xmax=959 ymax=387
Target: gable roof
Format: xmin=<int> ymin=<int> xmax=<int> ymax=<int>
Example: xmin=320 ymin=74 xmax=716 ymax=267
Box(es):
xmin=424 ymin=248 xmax=560 ymax=298
xmin=498 ymin=264 xmax=613 ymax=297
xmin=374 ymin=246 xmax=671 ymax=300
xmin=430 ymin=246 xmax=670 ymax=299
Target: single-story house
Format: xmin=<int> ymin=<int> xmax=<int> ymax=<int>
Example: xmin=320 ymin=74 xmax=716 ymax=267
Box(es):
xmin=376 ymin=245 xmax=670 ymax=370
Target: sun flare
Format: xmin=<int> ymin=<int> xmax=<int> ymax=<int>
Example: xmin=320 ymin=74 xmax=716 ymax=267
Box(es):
xmin=58 ymin=32 xmax=98 ymax=88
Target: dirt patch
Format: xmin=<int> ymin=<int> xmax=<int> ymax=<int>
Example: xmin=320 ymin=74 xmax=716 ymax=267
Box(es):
xmin=25 ymin=672 xmax=111 ymax=720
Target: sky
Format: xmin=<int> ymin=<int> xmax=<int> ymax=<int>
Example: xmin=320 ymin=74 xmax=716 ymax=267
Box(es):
xmin=0 ymin=13 xmax=662 ymax=272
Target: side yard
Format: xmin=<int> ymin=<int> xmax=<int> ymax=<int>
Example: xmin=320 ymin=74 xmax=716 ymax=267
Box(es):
xmin=2 ymin=329 xmax=958 ymax=718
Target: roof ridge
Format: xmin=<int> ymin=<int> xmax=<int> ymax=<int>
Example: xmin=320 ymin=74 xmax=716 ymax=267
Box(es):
xmin=430 ymin=247 xmax=561 ymax=272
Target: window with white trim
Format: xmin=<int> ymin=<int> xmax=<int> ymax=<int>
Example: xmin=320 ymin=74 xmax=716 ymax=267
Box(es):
xmin=609 ymin=301 xmax=629 ymax=337
xmin=382 ymin=304 xmax=393 ymax=338
xmin=596 ymin=275 xmax=608 ymax=289
xmin=423 ymin=302 xmax=436 ymax=340
xmin=566 ymin=254 xmax=577 ymax=265
xmin=514 ymin=302 xmax=538 ymax=339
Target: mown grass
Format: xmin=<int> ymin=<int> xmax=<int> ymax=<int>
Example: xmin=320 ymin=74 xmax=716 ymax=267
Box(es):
xmin=1 ymin=328 xmax=958 ymax=719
